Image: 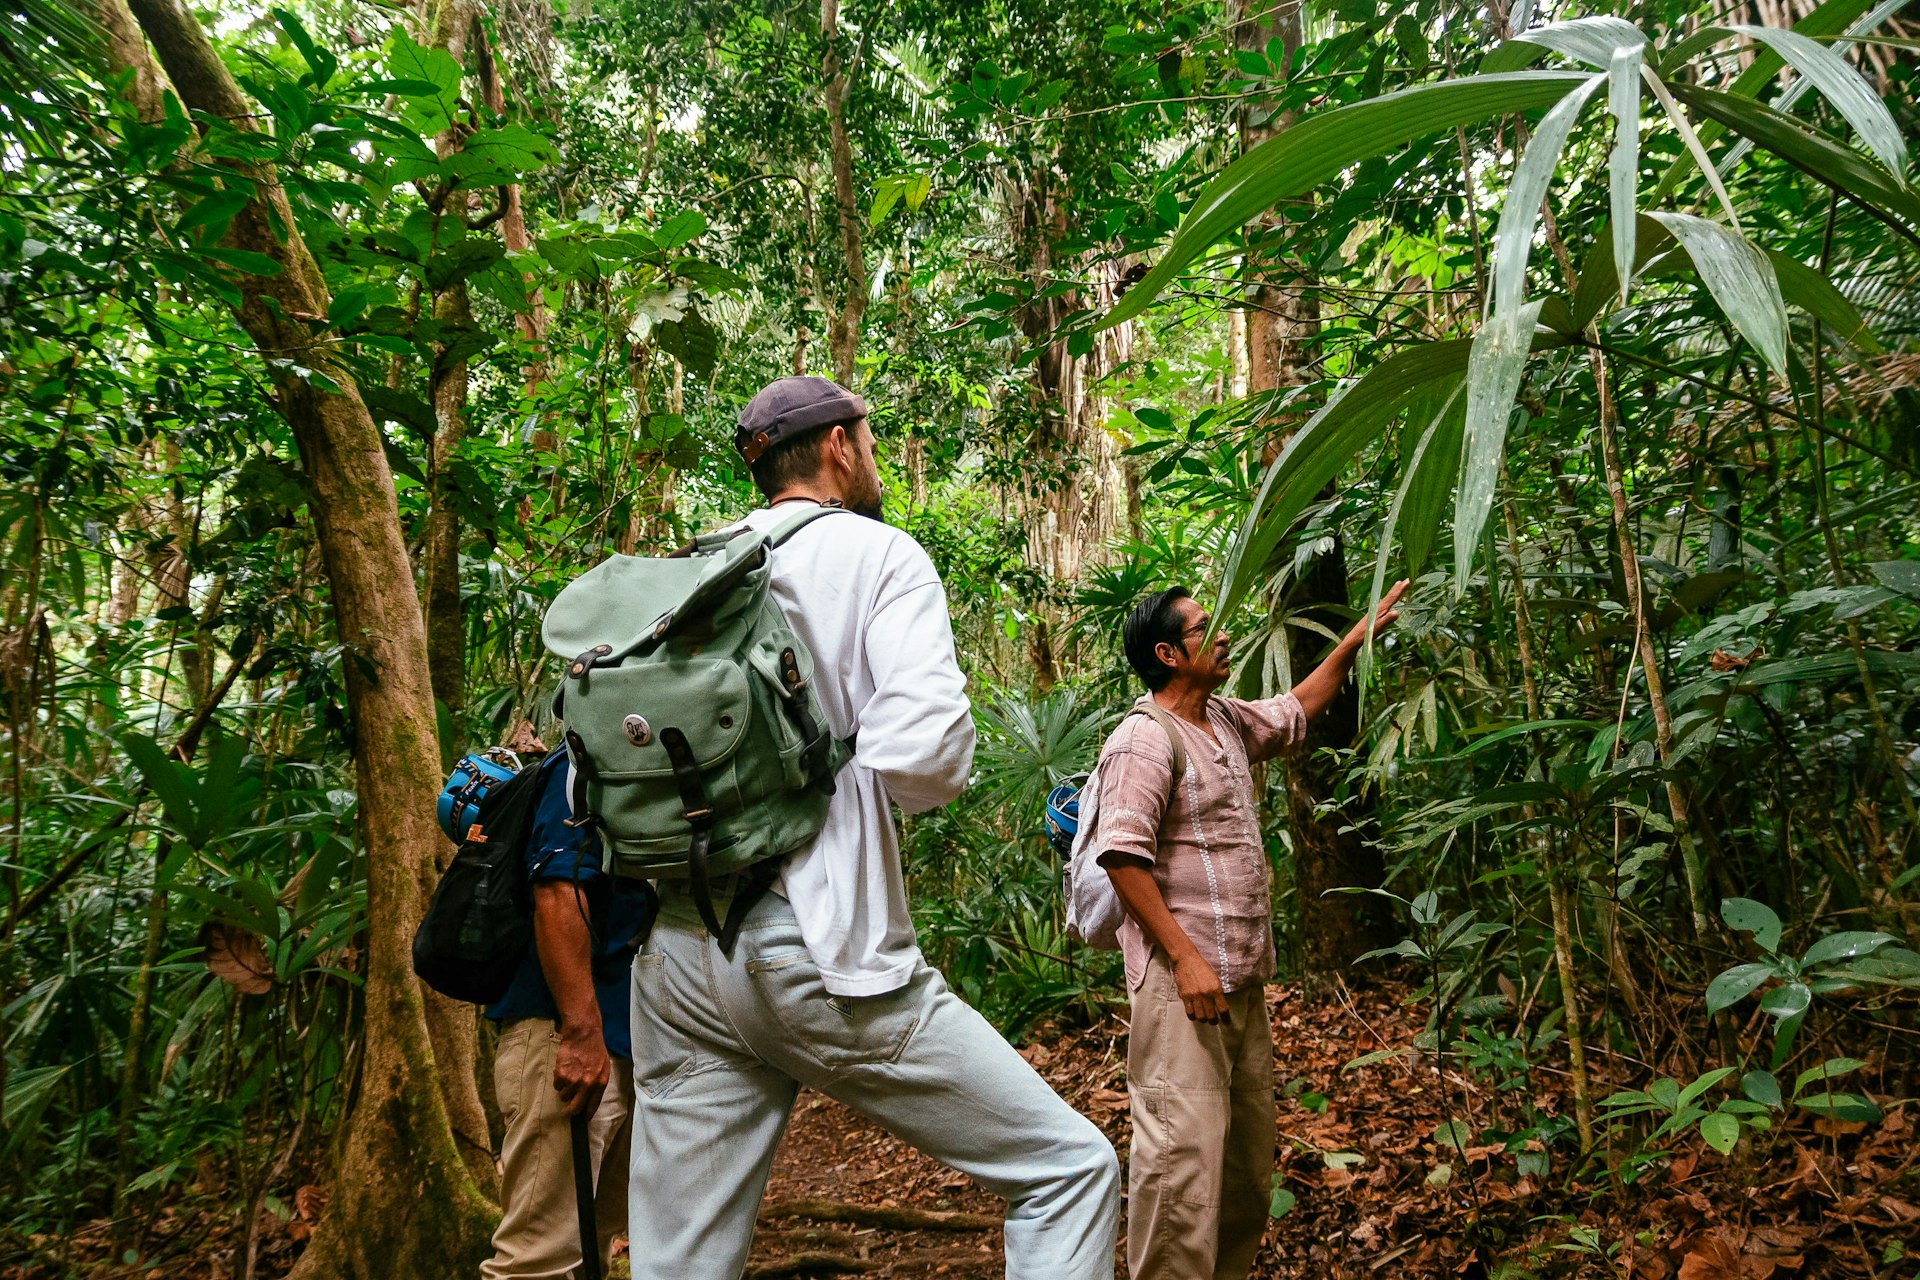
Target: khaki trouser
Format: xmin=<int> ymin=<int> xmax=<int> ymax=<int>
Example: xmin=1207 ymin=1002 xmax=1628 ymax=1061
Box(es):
xmin=483 ymin=1018 xmax=635 ymax=1280
xmin=1126 ymin=949 xmax=1274 ymax=1280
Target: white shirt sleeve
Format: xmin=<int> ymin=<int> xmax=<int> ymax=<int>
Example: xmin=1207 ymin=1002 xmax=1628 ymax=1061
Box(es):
xmin=855 ymin=574 xmax=975 ymax=814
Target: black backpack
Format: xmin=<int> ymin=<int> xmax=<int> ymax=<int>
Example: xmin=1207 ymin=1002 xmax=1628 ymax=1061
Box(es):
xmin=411 ymin=755 xmax=545 ymax=1004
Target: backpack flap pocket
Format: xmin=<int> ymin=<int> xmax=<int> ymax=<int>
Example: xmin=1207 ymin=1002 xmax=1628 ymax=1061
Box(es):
xmin=748 ymin=648 xmax=834 ymax=791
xmin=567 ymin=659 xmax=753 ymax=777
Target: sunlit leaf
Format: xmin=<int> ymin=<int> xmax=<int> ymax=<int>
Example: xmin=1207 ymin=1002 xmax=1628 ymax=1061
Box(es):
xmin=1606 ymin=46 xmax=1640 ymax=304
xmin=1645 ymin=212 xmax=1789 ymax=375
xmin=1457 ymin=300 xmax=1543 ymax=591
xmin=1492 ymin=75 xmax=1604 ymax=315
xmin=1725 ymin=24 xmax=1907 ymax=181
xmin=1104 ymin=72 xmax=1593 ymax=327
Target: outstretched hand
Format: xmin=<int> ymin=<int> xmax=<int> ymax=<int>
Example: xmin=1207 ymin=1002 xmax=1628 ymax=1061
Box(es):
xmin=1345 ymin=579 xmax=1409 ymax=647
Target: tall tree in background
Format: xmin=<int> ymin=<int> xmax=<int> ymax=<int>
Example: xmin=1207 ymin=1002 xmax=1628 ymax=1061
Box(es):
xmin=113 ymin=0 xmax=497 ymax=1271
xmin=1235 ymin=0 xmax=1390 ymax=970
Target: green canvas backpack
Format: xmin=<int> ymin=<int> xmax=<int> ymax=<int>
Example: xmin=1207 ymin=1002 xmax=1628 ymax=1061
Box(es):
xmin=542 ymin=505 xmax=853 ymax=953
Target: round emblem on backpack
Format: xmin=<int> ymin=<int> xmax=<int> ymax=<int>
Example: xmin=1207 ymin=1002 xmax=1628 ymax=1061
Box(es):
xmin=623 ymin=714 xmax=653 ymax=747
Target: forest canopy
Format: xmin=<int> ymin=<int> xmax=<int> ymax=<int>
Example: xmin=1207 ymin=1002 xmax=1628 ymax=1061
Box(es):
xmin=2 ymin=0 xmax=1918 ymax=1274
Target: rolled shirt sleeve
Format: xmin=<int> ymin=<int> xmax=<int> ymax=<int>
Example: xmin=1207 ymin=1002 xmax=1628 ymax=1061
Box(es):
xmin=1220 ymin=692 xmax=1307 ymax=765
xmin=1089 ymin=716 xmax=1175 ymax=867
xmin=856 ymin=576 xmax=975 ymax=814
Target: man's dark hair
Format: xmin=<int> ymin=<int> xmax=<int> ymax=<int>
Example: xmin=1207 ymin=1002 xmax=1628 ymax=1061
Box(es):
xmin=748 ymin=424 xmax=841 ymax=499
xmin=1123 ymin=586 xmax=1192 ymax=692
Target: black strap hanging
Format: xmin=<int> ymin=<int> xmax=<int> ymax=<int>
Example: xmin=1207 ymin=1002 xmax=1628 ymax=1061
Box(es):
xmin=658 ymin=727 xmax=767 ymax=957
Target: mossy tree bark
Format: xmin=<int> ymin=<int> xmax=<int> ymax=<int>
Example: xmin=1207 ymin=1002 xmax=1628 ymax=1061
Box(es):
xmin=116 ymin=0 xmax=498 ymax=1271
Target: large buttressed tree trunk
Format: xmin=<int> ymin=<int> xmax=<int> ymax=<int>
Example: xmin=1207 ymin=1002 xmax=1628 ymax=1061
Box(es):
xmin=1234 ymin=0 xmax=1391 ymax=973
xmin=117 ymin=0 xmax=498 ymax=1271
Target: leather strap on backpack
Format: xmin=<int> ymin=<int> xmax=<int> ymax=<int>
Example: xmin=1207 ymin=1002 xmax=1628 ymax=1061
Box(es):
xmin=659 ymin=726 xmax=768 ymax=957
xmin=1127 ymin=701 xmax=1190 ymax=785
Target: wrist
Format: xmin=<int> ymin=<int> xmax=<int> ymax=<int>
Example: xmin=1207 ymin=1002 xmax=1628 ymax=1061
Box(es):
xmin=558 ymin=1012 xmax=602 ymax=1042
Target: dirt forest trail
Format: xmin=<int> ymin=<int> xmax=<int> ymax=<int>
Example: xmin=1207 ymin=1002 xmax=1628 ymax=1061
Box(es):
xmin=601 ymin=982 xmax=1916 ymax=1279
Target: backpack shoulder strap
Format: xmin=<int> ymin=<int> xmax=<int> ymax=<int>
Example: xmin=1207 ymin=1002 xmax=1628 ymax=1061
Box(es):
xmin=1127 ymin=701 xmax=1189 ymax=784
xmin=764 ymin=503 xmax=850 ymax=549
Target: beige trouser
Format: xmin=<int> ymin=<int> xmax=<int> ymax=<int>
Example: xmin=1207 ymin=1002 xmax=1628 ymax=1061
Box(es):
xmin=1126 ymin=949 xmax=1275 ymax=1280
xmin=483 ymin=1018 xmax=635 ymax=1280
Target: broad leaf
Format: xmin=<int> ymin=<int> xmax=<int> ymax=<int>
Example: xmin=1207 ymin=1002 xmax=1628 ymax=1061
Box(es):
xmin=1741 ymin=1069 xmax=1783 ymax=1109
xmin=1645 ymin=212 xmax=1789 ymax=374
xmin=1669 ymin=84 xmax=1920 ymax=245
xmin=1796 ymin=1091 xmax=1882 ymax=1122
xmin=1103 ymin=72 xmax=1594 ymax=327
xmin=1725 ymin=24 xmax=1907 ymax=181
xmin=1706 ymin=961 xmax=1777 ymax=1014
xmin=1214 ymin=340 xmax=1474 ymax=627
xmin=1457 ymin=300 xmax=1544 ymax=590
xmin=1760 ymin=981 xmax=1813 ymax=1020
xmin=1492 ymin=75 xmax=1604 ymax=315
xmin=1607 ymin=46 xmax=1641 ymax=304
xmin=1699 ymin=1111 xmax=1740 ymax=1155
xmin=1506 ymin=15 xmax=1648 ymax=69
xmin=1721 ymin=897 xmax=1783 ymax=953
xmin=1801 ymin=930 xmax=1896 ymax=967
xmin=1794 ymin=1057 xmax=1868 ymax=1096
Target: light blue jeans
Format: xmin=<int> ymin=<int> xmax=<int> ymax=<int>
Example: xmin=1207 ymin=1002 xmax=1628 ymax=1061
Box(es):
xmin=626 ymin=889 xmax=1121 ymax=1279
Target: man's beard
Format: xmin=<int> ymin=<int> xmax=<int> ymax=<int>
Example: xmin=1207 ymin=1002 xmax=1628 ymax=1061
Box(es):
xmin=849 ymin=474 xmax=886 ymax=522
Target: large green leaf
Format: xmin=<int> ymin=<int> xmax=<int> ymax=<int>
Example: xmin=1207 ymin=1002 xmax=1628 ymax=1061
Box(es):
xmin=1368 ymin=385 xmax=1464 ymax=654
xmin=1212 ymin=341 xmax=1475 ymax=626
xmin=1766 ymin=250 xmax=1879 ymax=350
xmin=1668 ymin=83 xmax=1920 ymax=246
xmin=1706 ymin=961 xmax=1778 ymax=1013
xmin=1722 ymin=897 xmax=1784 ymax=952
xmin=1504 ymin=15 xmax=1648 ymax=69
xmin=1457 ymin=300 xmax=1544 ymax=590
xmin=1398 ymin=385 xmax=1467 ymax=578
xmin=1724 ymin=24 xmax=1907 ymax=181
xmin=1103 ymin=72 xmax=1592 ymax=327
xmin=1651 ymin=0 xmax=1887 ymax=199
xmin=1492 ymin=75 xmax=1605 ymax=315
xmin=1607 ymin=47 xmax=1642 ymax=304
xmin=1645 ymin=212 xmax=1789 ymax=374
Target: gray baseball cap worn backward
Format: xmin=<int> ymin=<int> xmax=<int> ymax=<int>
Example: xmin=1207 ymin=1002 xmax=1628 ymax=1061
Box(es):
xmin=734 ymin=376 xmax=867 ymax=464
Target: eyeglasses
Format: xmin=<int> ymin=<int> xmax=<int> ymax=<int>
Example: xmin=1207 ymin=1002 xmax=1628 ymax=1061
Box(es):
xmin=1179 ymin=621 xmax=1211 ymax=639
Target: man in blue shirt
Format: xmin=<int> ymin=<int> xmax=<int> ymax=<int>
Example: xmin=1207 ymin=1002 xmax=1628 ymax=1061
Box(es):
xmin=482 ymin=749 xmax=655 ymax=1279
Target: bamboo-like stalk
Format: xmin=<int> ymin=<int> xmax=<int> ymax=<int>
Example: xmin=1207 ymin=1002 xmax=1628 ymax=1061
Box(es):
xmin=1502 ymin=495 xmax=1595 ymax=1150
xmin=1588 ymin=342 xmax=1713 ymax=943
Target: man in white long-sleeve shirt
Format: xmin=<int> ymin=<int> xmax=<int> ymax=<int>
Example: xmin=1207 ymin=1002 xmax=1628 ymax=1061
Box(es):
xmin=626 ymin=376 xmax=1121 ymax=1280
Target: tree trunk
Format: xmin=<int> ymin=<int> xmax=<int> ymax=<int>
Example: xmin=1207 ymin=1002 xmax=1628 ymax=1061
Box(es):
xmin=420 ymin=0 xmax=481 ymax=719
xmin=1235 ymin=0 xmax=1392 ymax=973
xmin=117 ymin=0 xmax=498 ymax=1271
xmin=819 ymin=0 xmax=866 ymax=384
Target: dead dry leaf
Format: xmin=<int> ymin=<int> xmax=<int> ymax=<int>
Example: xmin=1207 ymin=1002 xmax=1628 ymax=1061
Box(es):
xmin=200 ymin=922 xmax=273 ymax=995
xmin=1678 ymin=1232 xmax=1752 ymax=1280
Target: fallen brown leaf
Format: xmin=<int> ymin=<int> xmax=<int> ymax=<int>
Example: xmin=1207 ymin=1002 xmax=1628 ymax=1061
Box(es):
xmin=1678 ymin=1232 xmax=1752 ymax=1280
xmin=200 ymin=922 xmax=273 ymax=995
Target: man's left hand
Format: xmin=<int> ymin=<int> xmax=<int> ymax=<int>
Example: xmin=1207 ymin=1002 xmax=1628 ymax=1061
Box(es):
xmin=553 ymin=1022 xmax=610 ymax=1117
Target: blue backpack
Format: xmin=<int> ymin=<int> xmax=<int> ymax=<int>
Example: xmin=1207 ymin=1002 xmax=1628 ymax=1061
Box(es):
xmin=412 ymin=750 xmax=546 ymax=1003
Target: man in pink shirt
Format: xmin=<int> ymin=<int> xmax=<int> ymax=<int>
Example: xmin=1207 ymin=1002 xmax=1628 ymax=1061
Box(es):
xmin=1088 ymin=581 xmax=1405 ymax=1279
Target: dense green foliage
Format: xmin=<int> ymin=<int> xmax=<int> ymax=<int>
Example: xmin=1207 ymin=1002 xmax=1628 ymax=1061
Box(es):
xmin=2 ymin=0 xmax=1917 ymax=1272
